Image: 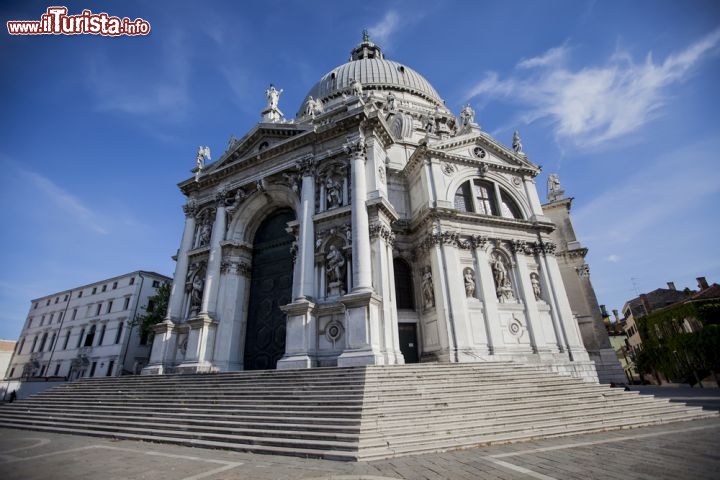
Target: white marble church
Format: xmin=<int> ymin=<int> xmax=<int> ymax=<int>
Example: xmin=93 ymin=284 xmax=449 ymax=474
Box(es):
xmin=144 ymin=33 xmax=600 ymax=382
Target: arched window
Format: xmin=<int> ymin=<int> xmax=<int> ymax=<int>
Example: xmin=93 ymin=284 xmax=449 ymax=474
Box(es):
xmin=500 ymin=191 xmax=522 ymax=219
xmin=454 ymin=179 xmax=524 ymax=219
xmin=393 ymin=258 xmax=415 ymax=310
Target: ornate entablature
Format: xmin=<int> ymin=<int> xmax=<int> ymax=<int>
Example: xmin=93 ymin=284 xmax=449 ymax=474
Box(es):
xmin=412 ymin=228 xmax=556 ymax=257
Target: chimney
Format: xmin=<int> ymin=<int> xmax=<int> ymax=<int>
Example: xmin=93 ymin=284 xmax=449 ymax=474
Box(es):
xmin=599 ymin=305 xmax=609 ymax=318
xmin=667 ymin=281 xmax=676 ymax=290
xmin=697 ymin=277 xmax=709 ymax=290
xmin=613 ymin=309 xmax=620 ymax=322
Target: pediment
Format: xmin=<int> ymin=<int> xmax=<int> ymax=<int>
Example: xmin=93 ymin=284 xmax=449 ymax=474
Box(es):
xmin=429 ymin=132 xmax=539 ymax=172
xmin=207 ymin=123 xmax=311 ymax=173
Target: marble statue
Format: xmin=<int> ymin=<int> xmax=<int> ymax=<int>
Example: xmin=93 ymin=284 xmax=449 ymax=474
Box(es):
xmin=422 ymin=266 xmax=435 ymax=308
xmin=326 ymin=246 xmax=346 ymax=291
xmin=463 ymin=267 xmax=476 ymax=298
xmin=460 ymin=104 xmax=475 ymax=127
xmin=512 ymin=131 xmax=523 ymax=154
xmin=531 ymin=273 xmax=542 ymax=301
xmin=265 ymin=84 xmax=282 ymax=110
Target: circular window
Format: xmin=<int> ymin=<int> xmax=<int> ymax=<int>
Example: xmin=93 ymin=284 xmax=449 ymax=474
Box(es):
xmin=472 ymin=146 xmax=486 ymax=159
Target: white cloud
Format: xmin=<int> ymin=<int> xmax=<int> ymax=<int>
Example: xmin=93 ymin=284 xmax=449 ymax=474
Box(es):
xmin=18 ymin=168 xmax=109 ymax=235
xmin=517 ymin=44 xmax=570 ymax=69
xmin=467 ymin=28 xmax=720 ymax=150
xmin=368 ymin=11 xmax=400 ymax=46
xmin=607 ymin=254 xmax=621 ymax=263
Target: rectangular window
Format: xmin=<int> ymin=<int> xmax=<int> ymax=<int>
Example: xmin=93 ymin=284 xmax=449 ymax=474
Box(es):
xmin=106 ymin=360 xmax=114 ymax=376
xmin=96 ymin=304 xmax=102 ymax=316
xmin=54 ymin=364 xmax=61 ymax=376
xmin=90 ymin=361 xmax=97 ymax=377
xmin=107 ymin=301 xmax=113 ymax=313
xmin=40 ymin=315 xmax=45 ymax=326
xmin=72 ymin=309 xmax=77 ymax=320
xmin=46 ymin=299 xmax=50 ymax=306
xmin=92 ymin=287 xmax=97 ymax=295
xmin=78 ymin=291 xmax=83 ymax=298
xmin=115 ymin=322 xmax=124 ymax=344
xmin=97 ymin=324 xmax=106 ymax=346
xmin=9 ymin=367 xmax=14 ymax=378
xmin=112 ymin=281 xmax=118 ymax=290
xmin=77 ymin=328 xmax=85 ymax=348
xmin=34 ymin=303 xmax=38 ymax=309
xmin=152 ymin=280 xmax=160 ymax=288
xmin=27 ymin=318 xmax=33 ymax=328
xmin=129 ymin=277 xmax=135 ymax=285
xmin=102 ymin=285 xmax=107 ymax=292
xmin=63 ymin=330 xmax=71 ymax=349
xmin=123 ymin=298 xmax=130 ymax=310
xmin=54 ymin=297 xmax=59 ymax=304
xmin=64 ymin=294 xmax=69 ymax=301
xmin=49 ymin=313 xmax=54 ymax=323
xmin=57 ymin=312 xmax=63 ymax=323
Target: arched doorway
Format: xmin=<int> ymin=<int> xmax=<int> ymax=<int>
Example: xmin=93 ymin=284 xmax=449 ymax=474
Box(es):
xmin=243 ymin=209 xmax=295 ymax=370
xmin=394 ymin=258 xmax=419 ymax=363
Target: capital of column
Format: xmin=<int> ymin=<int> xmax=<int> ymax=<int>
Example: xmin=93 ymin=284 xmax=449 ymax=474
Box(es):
xmin=182 ymin=200 xmax=198 ymax=217
xmin=296 ymin=154 xmax=317 ymax=176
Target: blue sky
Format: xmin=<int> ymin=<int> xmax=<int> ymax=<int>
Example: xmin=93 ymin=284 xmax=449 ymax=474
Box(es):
xmin=1 ymin=0 xmax=719 ymax=339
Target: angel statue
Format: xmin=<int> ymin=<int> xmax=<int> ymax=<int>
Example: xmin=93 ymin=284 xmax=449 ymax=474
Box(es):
xmin=196 ymin=146 xmax=211 ymax=171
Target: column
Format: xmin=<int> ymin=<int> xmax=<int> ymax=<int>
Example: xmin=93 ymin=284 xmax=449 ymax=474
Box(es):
xmin=349 ymin=140 xmax=372 ymax=292
xmin=295 ymin=158 xmax=316 ymax=301
xmin=512 ymin=244 xmax=546 ymax=354
xmin=167 ymin=203 xmax=196 ymax=322
xmin=201 ymin=198 xmax=226 ymax=317
xmin=541 ymin=249 xmax=590 ymax=362
xmin=474 ymin=242 xmax=506 ymax=356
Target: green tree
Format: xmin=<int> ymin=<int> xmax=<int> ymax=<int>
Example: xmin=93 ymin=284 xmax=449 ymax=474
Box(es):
xmin=134 ymin=282 xmax=171 ymax=339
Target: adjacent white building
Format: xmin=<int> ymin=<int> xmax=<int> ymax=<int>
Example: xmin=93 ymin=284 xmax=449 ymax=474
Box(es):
xmin=145 ymin=34 xmax=598 ymax=382
xmin=5 ymin=271 xmax=171 ymax=380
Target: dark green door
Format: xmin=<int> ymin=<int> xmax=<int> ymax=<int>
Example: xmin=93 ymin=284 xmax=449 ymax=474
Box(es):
xmin=398 ymin=323 xmax=419 ymax=363
xmin=243 ymin=209 xmax=294 ymax=370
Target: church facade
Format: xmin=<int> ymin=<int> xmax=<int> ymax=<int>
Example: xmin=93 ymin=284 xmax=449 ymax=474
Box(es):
xmin=144 ymin=35 xmax=598 ymax=382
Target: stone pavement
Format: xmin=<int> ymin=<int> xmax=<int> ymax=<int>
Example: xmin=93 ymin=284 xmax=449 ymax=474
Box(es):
xmin=1 ymin=418 xmax=719 ymax=480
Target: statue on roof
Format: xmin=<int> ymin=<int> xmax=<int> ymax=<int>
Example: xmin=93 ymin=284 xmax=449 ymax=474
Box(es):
xmin=265 ymin=84 xmax=282 ymax=110
xmin=262 ymin=84 xmax=284 ymax=122
xmin=547 ymin=173 xmax=565 ymax=201
xmin=512 ymin=131 xmax=523 ymax=154
xmin=460 ymin=104 xmax=475 ymax=127
xmin=362 ymin=29 xmax=370 ymax=43
xmin=194 ymin=146 xmax=211 ymax=181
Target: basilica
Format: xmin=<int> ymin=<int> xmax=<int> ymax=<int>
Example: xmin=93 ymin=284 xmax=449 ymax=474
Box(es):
xmin=144 ymin=33 xmax=604 ymax=382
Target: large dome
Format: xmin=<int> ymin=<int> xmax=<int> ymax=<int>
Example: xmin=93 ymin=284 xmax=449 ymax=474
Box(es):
xmin=298 ymin=34 xmax=445 ymax=116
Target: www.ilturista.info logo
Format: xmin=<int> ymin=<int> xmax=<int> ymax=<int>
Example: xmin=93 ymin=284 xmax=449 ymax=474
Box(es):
xmin=7 ymin=7 xmax=150 ymax=36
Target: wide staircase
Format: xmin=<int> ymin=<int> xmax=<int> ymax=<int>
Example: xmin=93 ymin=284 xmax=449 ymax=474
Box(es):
xmin=0 ymin=362 xmax=716 ymax=461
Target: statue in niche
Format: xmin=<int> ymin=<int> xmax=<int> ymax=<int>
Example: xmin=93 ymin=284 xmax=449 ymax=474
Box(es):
xmin=326 ymin=245 xmax=346 ymax=295
xmin=424 ymin=114 xmax=436 ymax=134
xmin=530 ymin=273 xmax=542 ymax=301
xmin=422 ymin=266 xmax=435 ymax=309
xmin=196 ymin=222 xmax=211 ymax=248
xmin=325 ymin=174 xmax=343 ymax=209
xmin=512 ymin=131 xmax=523 ymax=154
xmin=460 ymin=104 xmax=475 ymax=127
xmin=463 ymin=267 xmax=476 ymax=298
xmin=187 ymin=269 xmax=205 ymax=316
xmin=491 ymin=253 xmax=515 ymax=303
